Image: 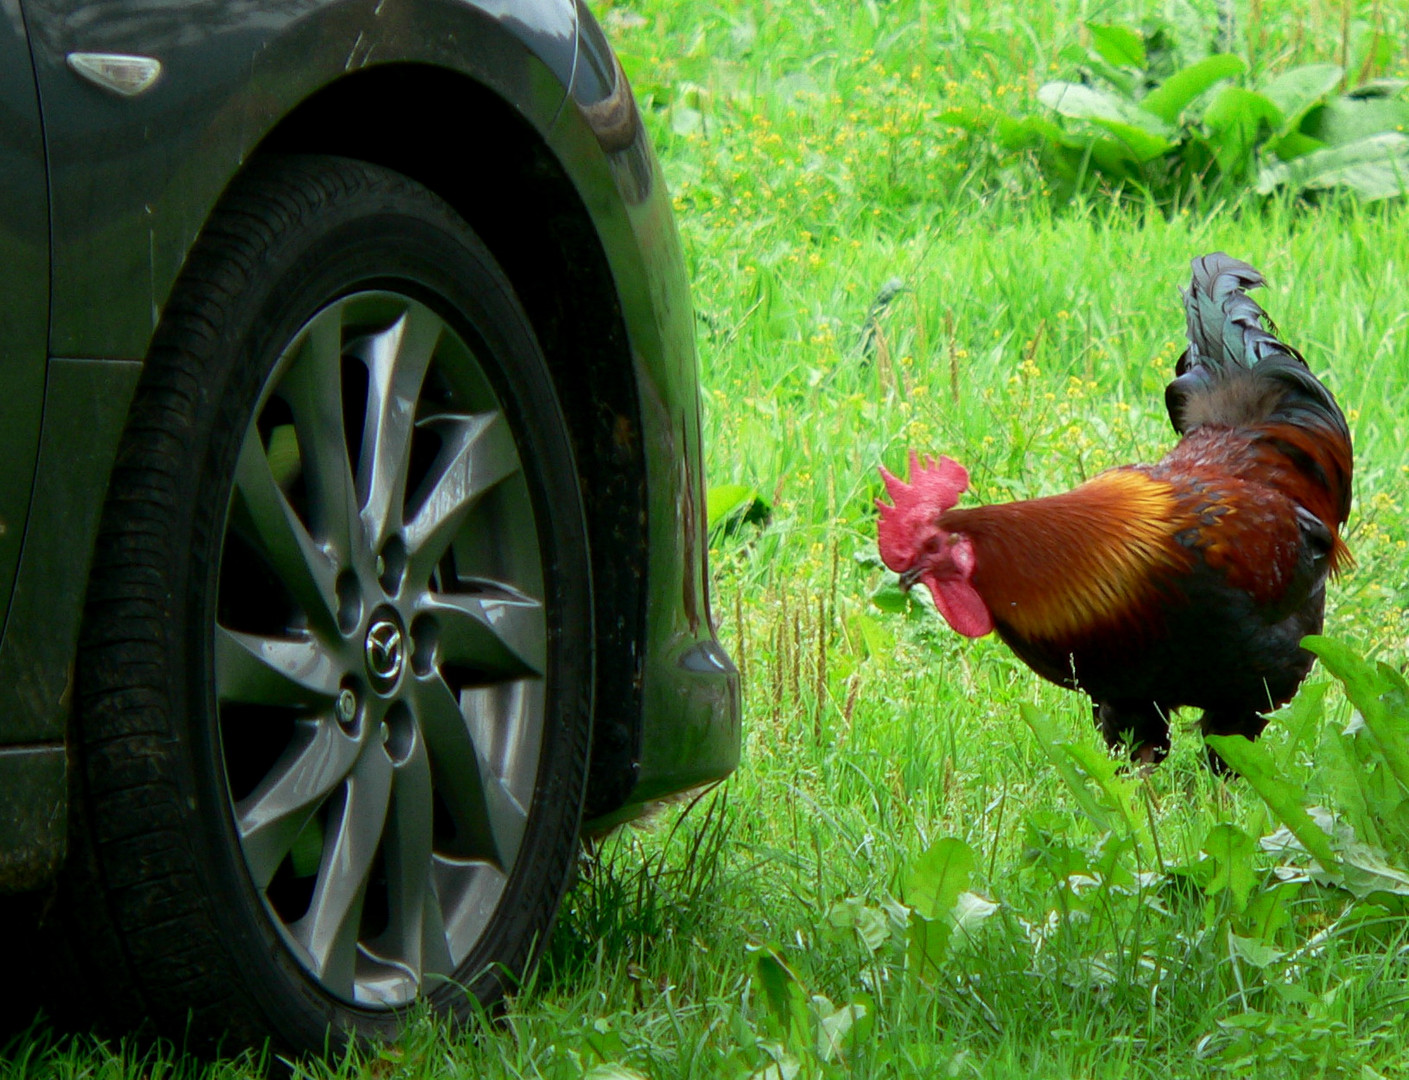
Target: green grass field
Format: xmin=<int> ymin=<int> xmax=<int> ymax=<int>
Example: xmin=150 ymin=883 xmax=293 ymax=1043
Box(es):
xmin=12 ymin=1 xmax=1409 ymax=1077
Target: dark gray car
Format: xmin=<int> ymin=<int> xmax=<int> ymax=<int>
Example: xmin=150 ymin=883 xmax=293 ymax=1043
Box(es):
xmin=0 ymin=0 xmax=739 ymax=1056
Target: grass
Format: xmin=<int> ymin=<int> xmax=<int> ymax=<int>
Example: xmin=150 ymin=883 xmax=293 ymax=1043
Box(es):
xmin=11 ymin=0 xmax=1409 ymax=1077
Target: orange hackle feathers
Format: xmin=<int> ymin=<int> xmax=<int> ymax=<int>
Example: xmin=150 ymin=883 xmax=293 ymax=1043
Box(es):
xmin=941 ymin=469 xmax=1193 ymax=642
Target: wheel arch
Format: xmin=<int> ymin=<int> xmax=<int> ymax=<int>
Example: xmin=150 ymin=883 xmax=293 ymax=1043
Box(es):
xmin=255 ymin=65 xmax=647 ymax=822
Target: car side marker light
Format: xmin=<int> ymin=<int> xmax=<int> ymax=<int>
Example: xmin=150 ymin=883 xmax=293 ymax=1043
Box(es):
xmin=67 ymin=53 xmax=163 ymax=97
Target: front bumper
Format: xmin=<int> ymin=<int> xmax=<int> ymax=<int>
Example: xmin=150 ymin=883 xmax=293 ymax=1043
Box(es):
xmin=560 ymin=5 xmax=741 ymax=824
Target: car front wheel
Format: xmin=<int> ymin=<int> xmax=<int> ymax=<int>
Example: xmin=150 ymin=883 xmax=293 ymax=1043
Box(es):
xmin=57 ymin=155 xmax=593 ymax=1054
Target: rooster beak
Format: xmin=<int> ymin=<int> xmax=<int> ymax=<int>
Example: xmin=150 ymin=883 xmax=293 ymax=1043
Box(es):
xmin=899 ymin=566 xmax=922 ymax=591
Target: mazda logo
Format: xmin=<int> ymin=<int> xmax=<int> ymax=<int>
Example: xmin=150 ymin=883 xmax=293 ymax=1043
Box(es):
xmin=364 ymin=617 xmax=405 ymax=690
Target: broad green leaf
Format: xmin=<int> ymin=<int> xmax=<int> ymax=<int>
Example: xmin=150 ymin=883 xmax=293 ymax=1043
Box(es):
xmin=811 ymin=995 xmax=869 ymax=1063
xmin=869 ymin=580 xmax=910 ymax=614
xmin=1380 ymin=661 xmax=1409 ymax=694
xmin=670 ymin=106 xmax=703 ymax=138
xmin=1304 ymin=635 xmax=1409 ymax=793
xmin=1061 ymin=41 xmax=1136 ymax=96
xmin=1203 ymin=87 xmax=1283 ymax=173
xmin=1086 ymin=136 xmax=1152 ymax=175
xmin=1090 ymin=119 xmax=1176 ymax=163
xmin=1229 ymin=931 xmax=1284 ymax=969
xmin=1021 ymin=705 xmax=1113 ymax=830
xmin=1275 ymin=681 xmax=1327 ymax=772
xmin=1205 ymin=87 xmax=1283 ymax=130
xmin=1038 ymin=82 xmax=1176 ymax=162
xmin=753 ymin=949 xmax=810 ymax=1047
xmin=1140 ymin=54 xmax=1245 ymax=124
xmin=585 ymin=1065 xmax=649 ymax=1080
xmin=1205 ymin=734 xmax=1340 ymax=872
xmin=996 ymin=114 xmax=1082 ymax=152
xmin=707 ymin=483 xmax=760 ymax=531
xmin=1087 ymin=22 xmax=1145 ymax=69
xmin=849 ymin=610 xmax=894 ymax=658
xmin=1202 ymin=823 xmax=1257 ymax=911
xmin=1304 ymin=97 xmax=1409 ymax=148
xmin=1267 ymin=130 xmax=1325 ymax=161
xmin=1385 ymin=798 xmax=1409 ymax=850
xmin=1349 ymin=78 xmax=1408 ymax=100
xmin=1021 ymin=818 xmax=1094 ymax=883
xmin=584 ymin=1020 xmax=627 ymax=1065
xmin=1241 ymin=880 xmax=1295 ymax=942
xmin=1340 ymin=842 xmax=1409 ymax=898
xmin=825 ymin=897 xmax=891 ymax=953
xmin=1257 ymin=132 xmax=1409 ymax=200
xmin=938 ymin=108 xmax=1080 ymax=153
xmin=1061 ymin=741 xmax=1151 ymax=857
xmin=952 ymin=891 xmax=999 ymax=935
xmin=1038 ymin=82 xmax=1176 ymax=140
xmin=1259 ymin=64 xmax=1342 ymax=134
xmin=1322 ymin=718 xmax=1386 ymax=849
xmin=906 ymin=913 xmax=947 ymax=979
xmin=903 ymin=836 xmax=973 ymax=920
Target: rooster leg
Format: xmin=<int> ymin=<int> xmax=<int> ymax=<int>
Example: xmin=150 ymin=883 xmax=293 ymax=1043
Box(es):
xmin=1199 ymin=709 xmax=1270 ymax=775
xmin=1093 ymin=700 xmax=1170 ymax=766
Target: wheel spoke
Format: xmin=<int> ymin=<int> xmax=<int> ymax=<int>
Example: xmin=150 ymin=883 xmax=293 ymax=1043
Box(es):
xmin=215 ymin=627 xmax=343 ymax=707
xmin=459 ymin=680 xmax=544 ymax=805
xmin=291 ymin=748 xmax=394 ymax=997
xmin=367 ymin=723 xmax=452 ymax=987
xmin=230 ymin=432 xmax=339 ymax=636
xmin=418 ymin=589 xmax=545 ymax=679
xmin=404 ymin=412 xmax=519 ymax=582
xmin=418 ymin=880 xmax=455 ymax=987
xmin=234 ymin=718 xmax=363 ymax=889
xmin=358 ymin=304 xmax=442 ymax=547
xmin=279 ymin=311 xmax=360 ymax=563
xmin=432 ymin=857 xmax=506 ymax=963
xmin=409 ymin=675 xmax=528 ymax=867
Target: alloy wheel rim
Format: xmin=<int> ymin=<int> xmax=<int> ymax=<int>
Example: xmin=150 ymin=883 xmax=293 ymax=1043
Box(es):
xmin=213 ymin=291 xmax=548 ymax=1007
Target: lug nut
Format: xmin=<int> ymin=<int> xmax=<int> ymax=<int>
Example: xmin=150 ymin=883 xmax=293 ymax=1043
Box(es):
xmin=336 ymin=688 xmax=358 ymax=725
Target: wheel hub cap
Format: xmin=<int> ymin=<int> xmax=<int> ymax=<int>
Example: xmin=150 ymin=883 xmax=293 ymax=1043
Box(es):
xmin=364 ymin=612 xmax=406 ymax=693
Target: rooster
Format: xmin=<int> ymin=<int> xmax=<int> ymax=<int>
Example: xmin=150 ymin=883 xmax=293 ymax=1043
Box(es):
xmin=876 ymin=254 xmax=1353 ymax=768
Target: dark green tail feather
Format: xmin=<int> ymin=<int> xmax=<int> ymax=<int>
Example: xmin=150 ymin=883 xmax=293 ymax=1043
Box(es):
xmin=1166 ymin=253 xmax=1349 ymax=448
xmin=1180 ymin=253 xmax=1276 ymax=374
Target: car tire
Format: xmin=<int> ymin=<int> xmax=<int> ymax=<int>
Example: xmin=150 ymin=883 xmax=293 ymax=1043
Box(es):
xmin=54 ymin=155 xmax=593 ymax=1055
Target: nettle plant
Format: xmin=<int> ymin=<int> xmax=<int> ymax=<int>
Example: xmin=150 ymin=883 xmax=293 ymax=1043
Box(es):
xmin=948 ymin=19 xmax=1409 ymax=205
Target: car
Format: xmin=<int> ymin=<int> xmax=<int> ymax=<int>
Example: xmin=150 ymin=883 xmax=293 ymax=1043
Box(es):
xmin=0 ymin=0 xmax=739 ymax=1057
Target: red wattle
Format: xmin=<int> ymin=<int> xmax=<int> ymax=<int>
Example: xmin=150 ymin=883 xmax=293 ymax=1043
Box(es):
xmin=924 ymin=576 xmax=993 ymax=637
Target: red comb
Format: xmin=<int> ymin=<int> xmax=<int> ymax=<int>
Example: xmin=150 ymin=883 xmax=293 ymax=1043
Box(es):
xmin=875 ymin=452 xmax=969 ymax=572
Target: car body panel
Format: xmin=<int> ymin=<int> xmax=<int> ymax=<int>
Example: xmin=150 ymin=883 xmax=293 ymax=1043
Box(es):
xmin=0 ymin=0 xmax=739 ymax=890
xmin=23 ymin=0 xmax=578 ymax=361
xmin=0 ymin=745 xmax=66 ymax=892
xmin=0 ymin=9 xmax=49 ymax=634
xmin=0 ymin=357 xmax=140 ymax=889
